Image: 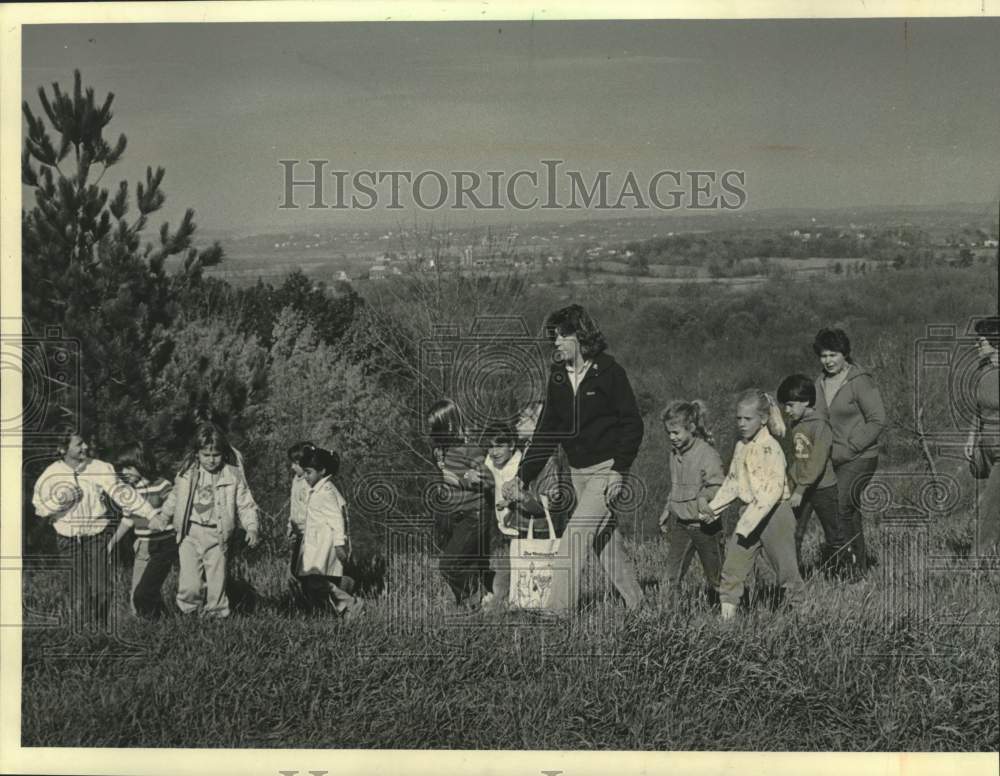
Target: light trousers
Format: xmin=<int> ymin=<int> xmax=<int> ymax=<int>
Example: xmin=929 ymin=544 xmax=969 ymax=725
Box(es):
xmin=177 ymin=523 xmax=230 ymax=618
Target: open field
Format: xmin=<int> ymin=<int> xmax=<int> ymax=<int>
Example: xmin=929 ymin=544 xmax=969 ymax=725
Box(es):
xmin=20 ymin=507 xmax=1000 ymax=750
xmin=19 ymin=265 xmax=1000 ymax=750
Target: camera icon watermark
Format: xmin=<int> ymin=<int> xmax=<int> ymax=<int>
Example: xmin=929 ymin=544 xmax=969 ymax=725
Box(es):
xmin=0 ymin=319 xmax=81 ymax=446
xmin=417 ymin=315 xmax=559 ymax=437
xmin=913 ymin=319 xmax=995 ymax=445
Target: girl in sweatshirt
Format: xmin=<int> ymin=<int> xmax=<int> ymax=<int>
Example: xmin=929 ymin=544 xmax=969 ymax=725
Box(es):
xmin=700 ymin=390 xmax=806 ymax=619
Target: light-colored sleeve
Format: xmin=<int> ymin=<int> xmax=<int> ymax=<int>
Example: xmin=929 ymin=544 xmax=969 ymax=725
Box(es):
xmin=99 ymin=464 xmax=158 ymax=521
xmin=311 ymin=486 xmax=346 ymax=546
xmin=707 ymin=444 xmax=743 ymax=513
xmin=235 ymin=471 xmax=259 ymax=534
xmin=735 ymin=439 xmax=788 ymax=537
xmin=31 ymin=465 xmax=65 ymax=517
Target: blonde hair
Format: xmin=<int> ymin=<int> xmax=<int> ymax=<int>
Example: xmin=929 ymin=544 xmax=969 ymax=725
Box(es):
xmin=660 ymin=399 xmax=714 ymax=445
xmin=736 ymin=389 xmax=785 ymax=439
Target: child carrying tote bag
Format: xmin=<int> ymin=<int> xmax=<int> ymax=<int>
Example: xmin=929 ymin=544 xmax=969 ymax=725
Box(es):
xmin=509 ymin=495 xmax=568 ymax=611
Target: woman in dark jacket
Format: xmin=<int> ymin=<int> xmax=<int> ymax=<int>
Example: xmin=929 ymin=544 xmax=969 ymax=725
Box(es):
xmin=512 ymin=304 xmax=645 ymax=613
xmin=812 ymin=327 xmax=886 ymax=579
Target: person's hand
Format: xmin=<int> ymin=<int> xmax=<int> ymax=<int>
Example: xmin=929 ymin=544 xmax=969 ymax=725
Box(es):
xmin=245 ymin=528 xmax=260 ymax=548
xmin=440 ymin=467 xmax=462 ymax=487
xmin=335 ymin=546 xmax=349 ymax=566
xmin=964 ymin=433 xmax=978 ymax=462
xmin=502 ymin=478 xmax=523 ymax=502
xmin=286 ymin=521 xmax=297 ymax=539
xmin=146 ymin=511 xmax=166 ymax=532
xmin=789 ymin=492 xmax=803 ymax=509
xmin=697 ymin=502 xmax=718 ymax=524
xmin=658 ymin=508 xmax=671 ymax=527
xmin=106 ymin=537 xmax=117 ymax=557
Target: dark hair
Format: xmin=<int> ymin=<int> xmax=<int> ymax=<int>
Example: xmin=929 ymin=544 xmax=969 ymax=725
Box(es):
xmin=776 ymin=374 xmax=817 ymax=407
xmin=545 ymin=304 xmax=608 ymax=360
xmin=179 ymin=423 xmax=237 ymax=474
xmin=299 ymin=446 xmax=340 ymax=477
xmin=426 ymin=398 xmax=466 ymax=451
xmin=974 ymin=316 xmax=1000 ymax=349
xmin=484 ymin=422 xmax=515 ymax=447
xmin=812 ymin=328 xmax=853 ymax=362
xmin=114 ymin=441 xmax=160 ymax=480
xmin=736 ymin=389 xmax=786 ymax=439
xmin=660 ymin=399 xmax=714 ymax=445
xmin=287 ymin=441 xmax=316 ymax=464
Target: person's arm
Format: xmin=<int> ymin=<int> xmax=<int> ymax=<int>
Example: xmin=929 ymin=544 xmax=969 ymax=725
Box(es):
xmin=793 ymin=423 xmax=832 ymax=495
xmin=235 ymin=472 xmax=259 ymax=546
xmin=846 ymin=374 xmax=886 ymax=454
xmin=706 ymin=445 xmax=742 ymax=516
xmin=519 ymin=375 xmax=562 ymax=487
xmin=611 ymin=364 xmax=644 ymax=474
xmin=734 ymin=441 xmax=787 ymax=538
xmin=101 ymin=464 xmax=158 ymax=521
xmin=107 ymin=519 xmax=132 ymax=553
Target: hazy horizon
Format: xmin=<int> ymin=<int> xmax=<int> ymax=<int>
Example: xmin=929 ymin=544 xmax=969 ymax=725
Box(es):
xmin=22 ymin=20 xmax=1000 ymax=237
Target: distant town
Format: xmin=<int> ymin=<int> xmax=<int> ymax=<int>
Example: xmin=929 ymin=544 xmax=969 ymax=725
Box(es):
xmin=201 ymin=204 xmax=999 ymax=289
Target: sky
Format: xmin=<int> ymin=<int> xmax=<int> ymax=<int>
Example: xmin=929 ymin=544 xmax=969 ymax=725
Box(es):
xmin=21 ymin=19 xmax=1000 ymax=235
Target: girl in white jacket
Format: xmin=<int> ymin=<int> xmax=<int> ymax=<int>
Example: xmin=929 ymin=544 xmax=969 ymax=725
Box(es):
xmin=295 ymin=446 xmax=362 ymax=618
xmin=700 ymin=389 xmax=806 ymax=619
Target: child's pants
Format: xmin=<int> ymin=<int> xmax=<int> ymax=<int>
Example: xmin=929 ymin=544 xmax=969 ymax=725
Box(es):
xmin=491 ymin=536 xmax=512 ymax=602
xmin=719 ymin=501 xmax=805 ymax=609
xmin=298 ymin=574 xmax=358 ymax=614
xmin=56 ymin=529 xmax=115 ymax=634
xmin=662 ymin=515 xmax=722 ymax=599
xmin=792 ymin=484 xmax=843 ymax=560
xmin=131 ymin=534 xmax=177 ymax=618
xmin=438 ymin=509 xmax=491 ymax=606
xmin=177 ymin=523 xmax=230 ymax=618
xmin=563 ymin=460 xmax=644 ymax=612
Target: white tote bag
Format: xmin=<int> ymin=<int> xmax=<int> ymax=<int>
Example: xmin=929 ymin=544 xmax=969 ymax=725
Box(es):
xmin=508 ymin=496 xmax=563 ymax=610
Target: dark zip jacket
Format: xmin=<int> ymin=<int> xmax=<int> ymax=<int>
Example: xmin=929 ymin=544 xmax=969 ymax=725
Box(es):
xmin=518 ymin=351 xmax=644 ymax=485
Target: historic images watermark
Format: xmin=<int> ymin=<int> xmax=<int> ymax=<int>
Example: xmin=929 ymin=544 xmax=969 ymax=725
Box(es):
xmin=278 ymin=159 xmax=747 ymax=212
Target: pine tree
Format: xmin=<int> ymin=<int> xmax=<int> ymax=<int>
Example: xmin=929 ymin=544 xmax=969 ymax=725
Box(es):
xmin=22 ymin=70 xmax=223 ymax=449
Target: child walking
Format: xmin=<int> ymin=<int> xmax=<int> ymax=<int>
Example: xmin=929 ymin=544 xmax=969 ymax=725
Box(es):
xmin=107 ymin=442 xmax=176 ymax=618
xmin=700 ymin=390 xmax=806 ymax=620
xmin=157 ymin=423 xmax=259 ymax=618
xmin=285 ymin=441 xmax=314 ymax=578
xmin=427 ymin=398 xmax=494 ymax=611
xmin=658 ymin=400 xmax=726 ymax=607
xmin=776 ymin=374 xmax=843 ymax=572
xmin=294 ymin=445 xmax=362 ymax=618
xmin=483 ymin=423 xmax=522 ymax=538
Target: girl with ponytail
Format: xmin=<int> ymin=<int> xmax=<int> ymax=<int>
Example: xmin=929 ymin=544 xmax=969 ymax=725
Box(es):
xmin=698 ymin=389 xmax=805 ymax=620
xmin=658 ymin=400 xmax=726 ymax=607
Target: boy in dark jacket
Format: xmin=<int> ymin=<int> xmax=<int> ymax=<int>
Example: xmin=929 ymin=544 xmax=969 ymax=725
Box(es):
xmin=777 ymin=374 xmax=845 ymax=573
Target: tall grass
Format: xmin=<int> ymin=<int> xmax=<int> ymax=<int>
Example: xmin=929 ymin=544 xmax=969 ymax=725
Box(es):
xmin=20 ymin=266 xmax=1000 ymax=750
xmin=21 ymin=516 xmax=999 ymax=749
